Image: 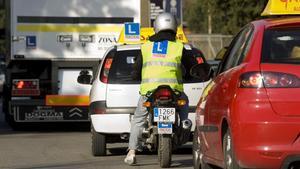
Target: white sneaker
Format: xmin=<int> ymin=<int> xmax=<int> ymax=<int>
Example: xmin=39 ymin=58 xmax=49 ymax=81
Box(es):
xmin=124 ymin=153 xmax=136 ymax=165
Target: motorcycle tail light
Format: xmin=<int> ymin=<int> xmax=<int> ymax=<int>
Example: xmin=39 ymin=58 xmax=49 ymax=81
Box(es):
xmin=154 ymin=88 xmax=172 ymax=100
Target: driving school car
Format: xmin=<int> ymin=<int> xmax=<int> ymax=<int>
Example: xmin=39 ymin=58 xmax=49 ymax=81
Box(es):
xmin=78 ymin=41 xmax=209 ymax=156
xmin=193 ymin=1 xmax=300 ymax=169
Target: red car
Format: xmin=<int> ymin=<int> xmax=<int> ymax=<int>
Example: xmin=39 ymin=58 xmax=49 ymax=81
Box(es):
xmin=192 ymin=3 xmax=300 ymax=169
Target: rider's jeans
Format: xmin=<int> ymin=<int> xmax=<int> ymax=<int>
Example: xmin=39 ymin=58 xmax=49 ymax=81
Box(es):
xmin=128 ymin=92 xmax=189 ymax=151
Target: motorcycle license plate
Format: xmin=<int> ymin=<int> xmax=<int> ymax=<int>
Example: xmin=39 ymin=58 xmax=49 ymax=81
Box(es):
xmin=158 ymin=122 xmax=172 ymax=134
xmin=154 ymin=107 xmax=176 ymax=123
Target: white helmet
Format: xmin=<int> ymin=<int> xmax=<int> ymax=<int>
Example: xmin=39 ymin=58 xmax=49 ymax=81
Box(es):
xmin=154 ymin=13 xmax=178 ymax=34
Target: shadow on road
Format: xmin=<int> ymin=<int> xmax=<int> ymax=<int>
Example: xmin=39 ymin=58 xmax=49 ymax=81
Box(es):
xmin=108 ymin=143 xmax=192 ymax=156
xmin=0 ymin=122 xmax=90 ymax=135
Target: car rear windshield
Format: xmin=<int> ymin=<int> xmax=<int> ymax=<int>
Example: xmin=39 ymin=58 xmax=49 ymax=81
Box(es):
xmin=262 ymin=28 xmax=300 ymax=64
xmin=108 ymin=48 xmax=205 ymax=84
xmin=108 ymin=50 xmax=141 ymax=84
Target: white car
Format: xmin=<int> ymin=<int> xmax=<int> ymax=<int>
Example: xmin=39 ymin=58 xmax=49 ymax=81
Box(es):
xmin=78 ymin=44 xmax=209 ymax=156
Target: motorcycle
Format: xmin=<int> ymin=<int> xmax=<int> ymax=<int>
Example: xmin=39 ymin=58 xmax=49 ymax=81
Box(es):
xmin=142 ymin=85 xmax=192 ymax=168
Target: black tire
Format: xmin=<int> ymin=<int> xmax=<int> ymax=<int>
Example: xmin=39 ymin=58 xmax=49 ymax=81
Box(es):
xmin=5 ymin=114 xmax=20 ymax=130
xmin=2 ymin=85 xmax=10 ymax=123
xmin=193 ymin=129 xmax=201 ymax=169
xmin=2 ymin=90 xmax=19 ymax=130
xmin=91 ymin=125 xmax=106 ymax=156
xmin=158 ymin=134 xmax=172 ymax=168
xmin=223 ymin=130 xmax=243 ymax=169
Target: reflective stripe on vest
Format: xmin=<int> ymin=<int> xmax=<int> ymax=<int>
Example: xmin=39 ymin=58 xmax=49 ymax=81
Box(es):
xmin=143 ymin=61 xmax=181 ymax=68
xmin=142 ymin=78 xmax=182 ymax=84
xmin=140 ymin=40 xmax=184 ymax=95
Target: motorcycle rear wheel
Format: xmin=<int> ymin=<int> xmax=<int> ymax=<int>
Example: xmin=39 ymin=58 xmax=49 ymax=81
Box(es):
xmin=158 ymin=134 xmax=172 ymax=168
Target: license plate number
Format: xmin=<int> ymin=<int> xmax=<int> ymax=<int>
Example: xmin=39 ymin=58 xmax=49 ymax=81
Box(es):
xmin=154 ymin=108 xmax=176 ymax=123
xmin=158 ymin=122 xmax=172 ymax=134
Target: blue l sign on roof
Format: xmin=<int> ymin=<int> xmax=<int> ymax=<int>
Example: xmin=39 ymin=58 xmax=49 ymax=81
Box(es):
xmin=124 ymin=23 xmax=140 ymax=41
xmin=26 ymin=36 xmax=36 ymax=48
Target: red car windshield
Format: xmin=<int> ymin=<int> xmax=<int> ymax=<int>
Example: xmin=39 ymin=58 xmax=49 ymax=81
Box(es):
xmin=262 ymin=28 xmax=300 ymax=64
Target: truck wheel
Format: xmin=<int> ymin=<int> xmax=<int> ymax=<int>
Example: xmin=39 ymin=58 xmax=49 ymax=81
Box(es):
xmin=223 ymin=130 xmax=243 ymax=169
xmin=3 ymin=93 xmax=21 ymax=130
xmin=158 ymin=134 xmax=172 ymax=168
xmin=2 ymin=85 xmax=9 ymax=122
xmin=4 ymin=111 xmax=21 ymax=130
xmin=91 ymin=125 xmax=106 ymax=156
xmin=193 ymin=129 xmax=201 ymax=169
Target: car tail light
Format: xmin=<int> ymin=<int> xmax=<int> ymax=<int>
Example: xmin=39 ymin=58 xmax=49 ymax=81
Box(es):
xmin=92 ymin=108 xmax=106 ymax=114
xmin=100 ymin=58 xmax=113 ymax=83
xmin=154 ymin=88 xmax=172 ymax=100
xmin=239 ymin=72 xmax=300 ymax=88
xmin=12 ymin=79 xmax=40 ymax=96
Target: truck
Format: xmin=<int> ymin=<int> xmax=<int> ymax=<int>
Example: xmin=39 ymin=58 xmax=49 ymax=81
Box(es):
xmin=3 ymin=0 xmax=141 ymax=128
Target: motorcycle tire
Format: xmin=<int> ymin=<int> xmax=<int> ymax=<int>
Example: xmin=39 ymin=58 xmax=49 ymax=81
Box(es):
xmin=158 ymin=134 xmax=172 ymax=168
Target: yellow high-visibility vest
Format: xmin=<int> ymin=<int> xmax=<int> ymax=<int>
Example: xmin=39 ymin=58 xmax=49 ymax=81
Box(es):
xmin=140 ymin=40 xmax=184 ymax=95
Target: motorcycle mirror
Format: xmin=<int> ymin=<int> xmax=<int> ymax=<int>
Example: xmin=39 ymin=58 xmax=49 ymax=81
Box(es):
xmin=77 ymin=70 xmax=93 ymax=85
xmin=190 ymin=63 xmax=212 ymax=82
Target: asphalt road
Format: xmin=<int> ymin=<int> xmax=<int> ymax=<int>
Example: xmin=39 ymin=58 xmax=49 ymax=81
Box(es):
xmin=0 ymin=101 xmax=194 ymax=169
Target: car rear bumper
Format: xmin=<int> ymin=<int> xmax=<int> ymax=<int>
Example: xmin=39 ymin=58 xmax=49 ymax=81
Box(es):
xmin=90 ymin=101 xmax=197 ymax=133
xmin=91 ymin=114 xmax=132 ymax=134
xmin=234 ymin=120 xmax=300 ymax=169
xmin=91 ymin=113 xmax=196 ymax=134
xmin=232 ymin=89 xmax=300 ymax=168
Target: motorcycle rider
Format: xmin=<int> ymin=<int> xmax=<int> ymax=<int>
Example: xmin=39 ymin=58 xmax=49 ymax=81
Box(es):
xmin=124 ymin=12 xmax=204 ymax=165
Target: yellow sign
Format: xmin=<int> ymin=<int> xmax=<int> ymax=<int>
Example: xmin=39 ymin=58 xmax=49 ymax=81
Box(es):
xmin=262 ymin=0 xmax=300 ymax=16
xmin=118 ymin=27 xmax=188 ymax=44
xmin=46 ymin=95 xmax=89 ymax=106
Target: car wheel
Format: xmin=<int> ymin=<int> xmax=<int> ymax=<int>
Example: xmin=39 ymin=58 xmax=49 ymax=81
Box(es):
xmin=91 ymin=124 xmax=106 ymax=156
xmin=223 ymin=130 xmax=243 ymax=169
xmin=193 ymin=129 xmax=214 ymax=169
xmin=193 ymin=129 xmax=201 ymax=169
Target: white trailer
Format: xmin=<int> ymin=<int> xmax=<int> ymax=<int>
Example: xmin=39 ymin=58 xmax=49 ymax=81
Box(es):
xmin=3 ymin=0 xmax=140 ymax=128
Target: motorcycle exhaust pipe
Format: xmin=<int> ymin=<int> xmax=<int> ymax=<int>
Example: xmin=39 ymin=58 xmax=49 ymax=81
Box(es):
xmin=182 ymin=119 xmax=192 ymax=130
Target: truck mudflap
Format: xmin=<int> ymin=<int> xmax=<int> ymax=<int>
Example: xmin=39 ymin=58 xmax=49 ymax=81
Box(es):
xmin=11 ymin=100 xmax=89 ymax=122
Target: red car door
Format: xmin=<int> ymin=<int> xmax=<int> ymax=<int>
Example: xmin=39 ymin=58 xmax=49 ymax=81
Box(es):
xmin=204 ymin=71 xmax=233 ymax=160
xmin=203 ymin=25 xmax=255 ymax=162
